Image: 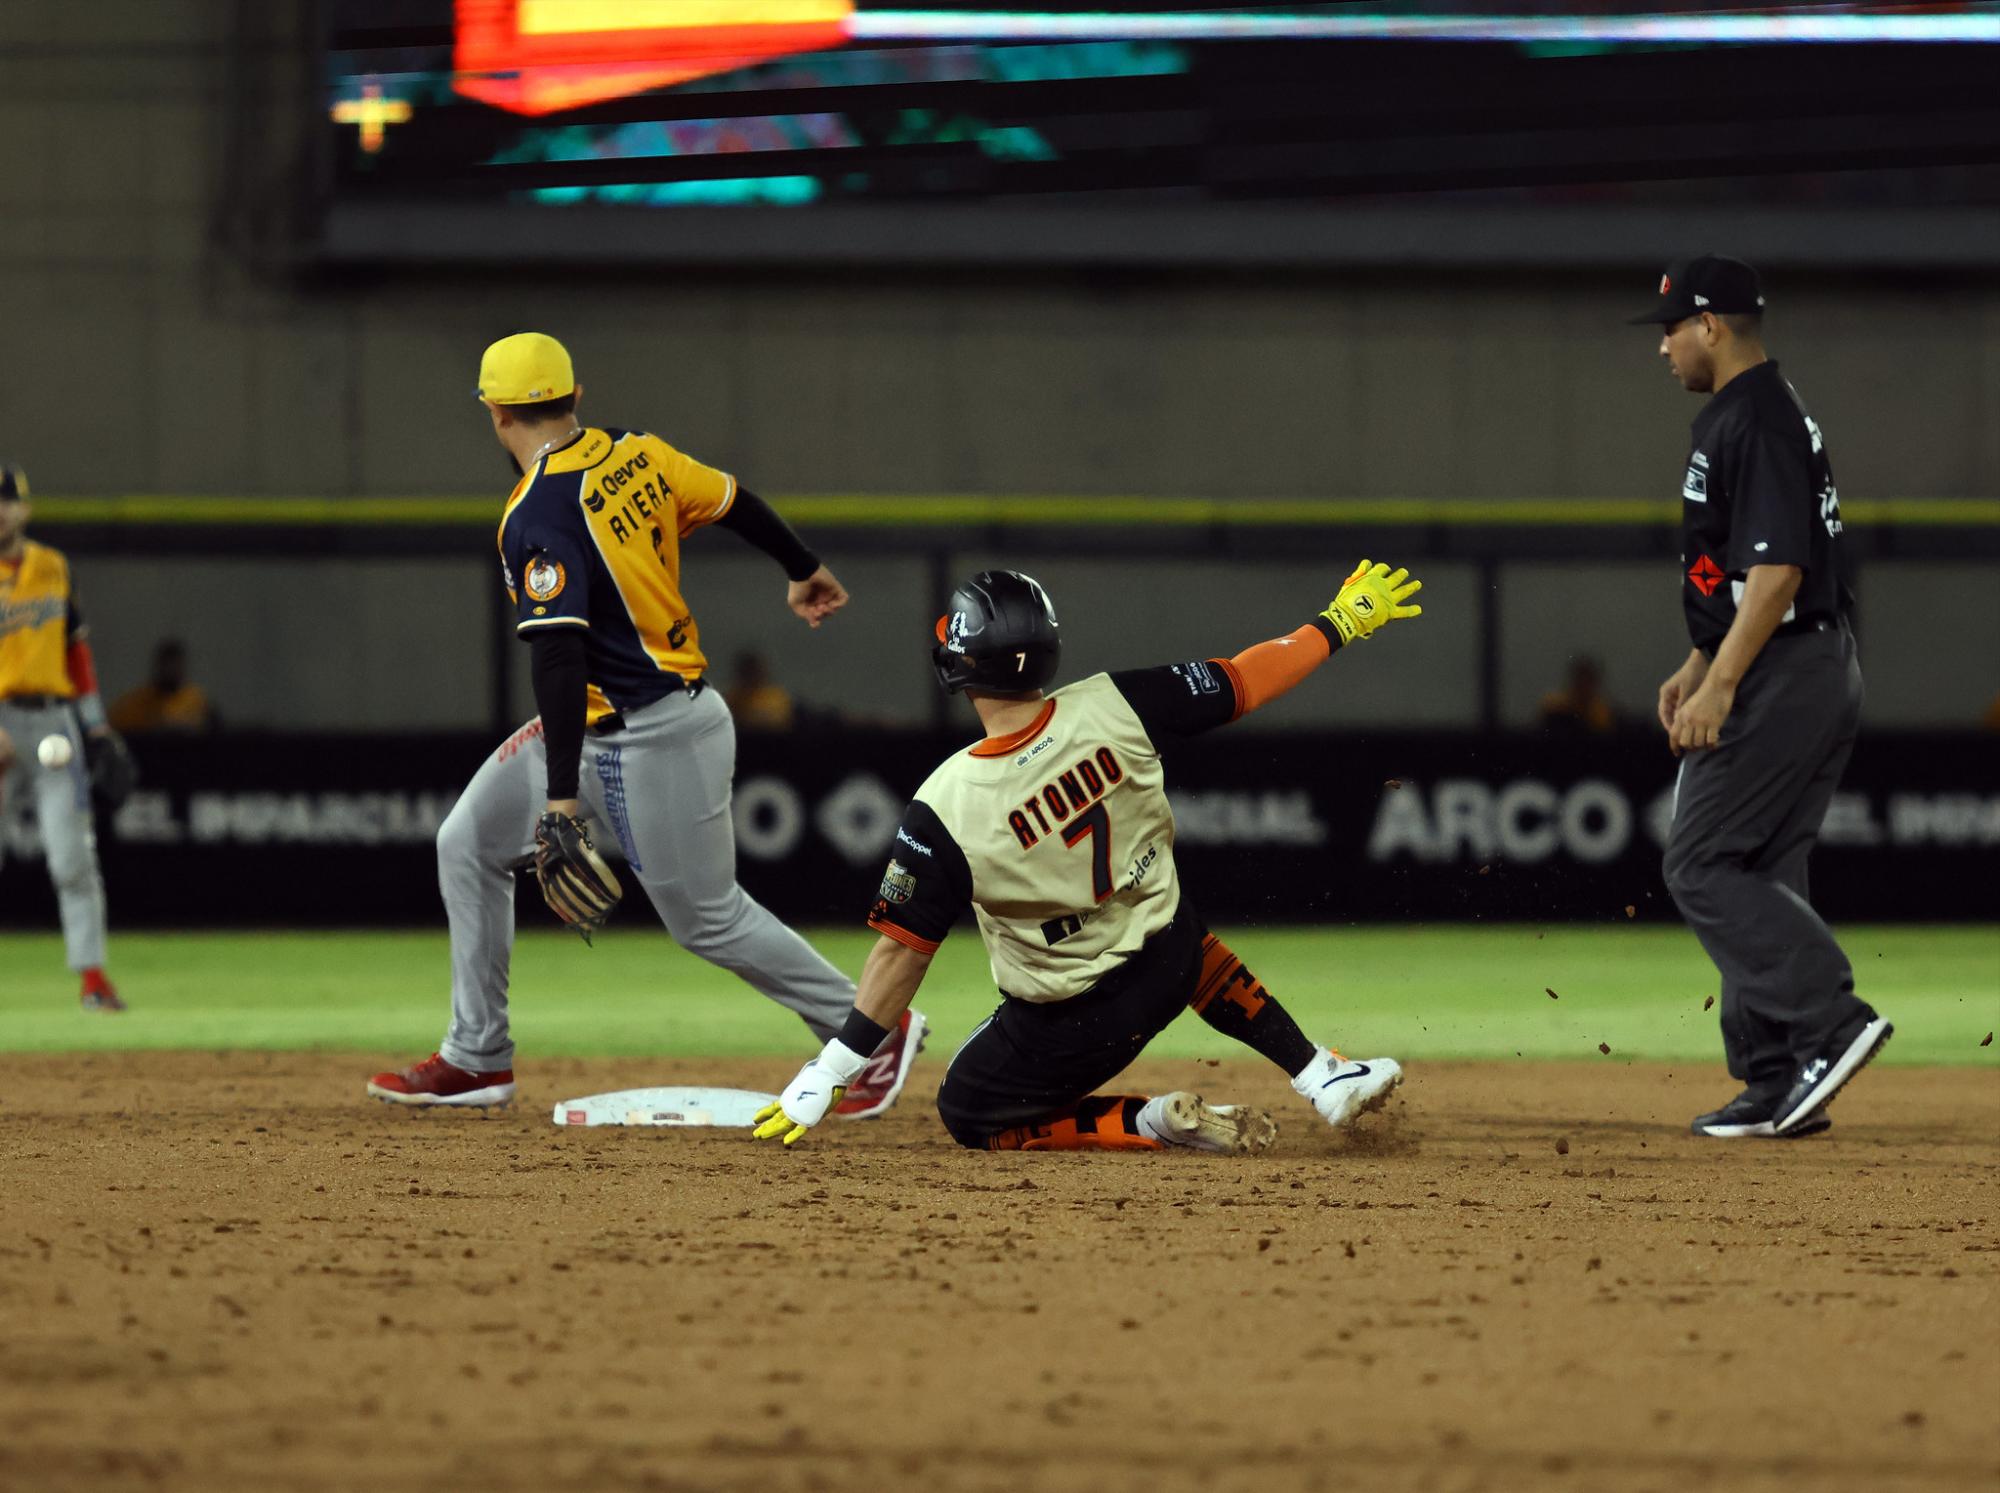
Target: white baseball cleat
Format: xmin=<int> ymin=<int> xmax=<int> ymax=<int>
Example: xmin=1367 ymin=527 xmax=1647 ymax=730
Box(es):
xmin=1143 ymin=1092 xmax=1278 ymax=1155
xmin=1772 ymin=1016 xmax=1892 ymax=1134
xmin=1293 ymin=1048 xmax=1403 ymax=1130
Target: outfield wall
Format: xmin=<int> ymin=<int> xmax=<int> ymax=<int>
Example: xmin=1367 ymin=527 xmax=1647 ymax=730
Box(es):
xmin=50 ymin=545 xmax=2000 ymax=736
xmin=2 ymin=729 xmax=1992 ymax=930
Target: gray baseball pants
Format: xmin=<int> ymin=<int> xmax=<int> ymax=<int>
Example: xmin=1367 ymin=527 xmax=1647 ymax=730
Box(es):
xmin=0 ymin=698 xmax=108 ymax=972
xmin=1663 ymin=620 xmax=1874 ymax=1096
xmin=436 ymin=685 xmax=854 ymax=1072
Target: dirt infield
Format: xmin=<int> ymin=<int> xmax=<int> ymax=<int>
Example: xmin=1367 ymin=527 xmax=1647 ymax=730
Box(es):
xmin=1 ymin=1053 xmax=1994 ymax=1493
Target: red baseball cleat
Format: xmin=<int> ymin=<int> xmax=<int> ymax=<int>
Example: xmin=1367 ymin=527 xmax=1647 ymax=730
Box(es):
xmin=833 ymin=1008 xmax=927 ymax=1119
xmin=80 ymin=970 xmax=126 ymax=1013
xmin=367 ymin=1052 xmax=516 ymax=1109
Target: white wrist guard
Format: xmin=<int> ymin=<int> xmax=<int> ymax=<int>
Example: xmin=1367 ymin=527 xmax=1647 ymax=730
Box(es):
xmin=818 ymin=1038 xmax=871 ymax=1085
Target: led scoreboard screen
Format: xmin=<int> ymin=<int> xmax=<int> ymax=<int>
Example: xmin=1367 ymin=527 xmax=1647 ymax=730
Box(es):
xmin=320 ymin=2 xmax=2000 ymax=262
xmin=329 ymin=0 xmax=1240 ymax=212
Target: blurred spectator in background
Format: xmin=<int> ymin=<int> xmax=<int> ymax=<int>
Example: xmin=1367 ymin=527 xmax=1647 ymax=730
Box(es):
xmin=724 ymin=651 xmax=794 ymax=732
xmin=1538 ymin=656 xmax=1617 ymax=736
xmin=110 ymin=639 xmax=214 ymax=734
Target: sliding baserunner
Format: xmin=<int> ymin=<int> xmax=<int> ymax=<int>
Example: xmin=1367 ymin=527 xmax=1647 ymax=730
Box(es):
xmin=754 ymin=561 xmax=1421 ymax=1153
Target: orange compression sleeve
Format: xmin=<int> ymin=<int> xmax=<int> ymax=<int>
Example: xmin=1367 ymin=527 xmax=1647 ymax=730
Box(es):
xmin=1220 ymin=624 xmax=1333 ymax=719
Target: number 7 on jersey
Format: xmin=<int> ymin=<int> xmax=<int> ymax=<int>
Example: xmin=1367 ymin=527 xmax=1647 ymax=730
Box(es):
xmin=1061 ymin=802 xmax=1113 ymax=901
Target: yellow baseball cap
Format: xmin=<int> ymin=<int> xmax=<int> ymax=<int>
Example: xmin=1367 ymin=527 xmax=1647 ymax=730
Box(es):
xmin=475 ymin=332 xmax=576 ymax=405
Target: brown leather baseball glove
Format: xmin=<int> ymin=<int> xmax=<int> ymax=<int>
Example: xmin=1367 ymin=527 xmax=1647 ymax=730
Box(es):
xmin=532 ymin=810 xmax=623 ymax=944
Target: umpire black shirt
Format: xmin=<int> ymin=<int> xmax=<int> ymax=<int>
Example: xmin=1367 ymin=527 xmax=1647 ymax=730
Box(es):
xmin=1680 ymin=361 xmax=1853 ymax=654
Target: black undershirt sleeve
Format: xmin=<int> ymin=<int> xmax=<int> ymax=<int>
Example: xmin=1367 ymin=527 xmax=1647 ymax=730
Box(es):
xmin=528 ymin=627 xmax=589 ymax=801
xmin=866 ymin=800 xmax=974 ymax=952
xmin=715 ymin=485 xmax=821 ymax=582
xmin=1111 ymin=661 xmax=1241 ymax=741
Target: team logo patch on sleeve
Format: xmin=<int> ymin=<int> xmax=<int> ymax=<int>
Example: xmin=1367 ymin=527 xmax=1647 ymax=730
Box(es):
xmin=879 ymin=860 xmax=917 ymax=904
xmin=525 ymin=556 xmax=566 ymax=603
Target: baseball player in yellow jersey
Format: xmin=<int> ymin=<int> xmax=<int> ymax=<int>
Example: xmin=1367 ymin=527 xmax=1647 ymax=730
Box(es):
xmin=753 ymin=562 xmax=1423 ymax=1154
xmin=0 ymin=463 xmax=127 ymax=1011
xmin=368 ymin=334 xmax=925 ymax=1111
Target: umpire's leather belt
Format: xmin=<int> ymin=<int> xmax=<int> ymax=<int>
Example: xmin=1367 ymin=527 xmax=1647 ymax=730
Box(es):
xmin=0 ymin=693 xmax=60 ymax=709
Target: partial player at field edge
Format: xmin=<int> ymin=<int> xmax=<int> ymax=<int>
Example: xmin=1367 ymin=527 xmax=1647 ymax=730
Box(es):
xmin=0 ymin=463 xmax=133 ymax=1013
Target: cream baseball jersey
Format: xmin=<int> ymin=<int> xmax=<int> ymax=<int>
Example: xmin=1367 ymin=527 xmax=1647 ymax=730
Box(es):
xmin=868 ymin=663 xmax=1245 ymax=1002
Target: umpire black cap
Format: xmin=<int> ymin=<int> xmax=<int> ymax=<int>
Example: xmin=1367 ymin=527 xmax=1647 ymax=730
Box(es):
xmin=1628 ymin=255 xmax=1766 ymax=325
xmin=0 ymin=464 xmax=27 ymax=501
xmin=932 ymin=570 xmax=1062 ymax=696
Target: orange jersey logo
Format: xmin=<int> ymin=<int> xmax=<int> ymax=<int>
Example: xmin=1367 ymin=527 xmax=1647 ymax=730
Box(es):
xmin=524 ymin=556 xmax=566 ymax=602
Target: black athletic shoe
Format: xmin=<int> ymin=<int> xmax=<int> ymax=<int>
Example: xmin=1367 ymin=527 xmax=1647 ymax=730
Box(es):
xmin=1772 ymin=1017 xmax=1893 ymax=1135
xmin=1691 ymin=1090 xmax=1831 ymax=1139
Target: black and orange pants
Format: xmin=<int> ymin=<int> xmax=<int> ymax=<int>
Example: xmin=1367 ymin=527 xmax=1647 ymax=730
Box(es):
xmin=935 ymin=902 xmax=1213 ymax=1150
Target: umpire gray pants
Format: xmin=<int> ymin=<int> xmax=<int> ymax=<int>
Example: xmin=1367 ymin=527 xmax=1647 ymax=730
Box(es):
xmin=437 ymin=685 xmax=853 ymax=1072
xmin=0 ymin=699 xmax=108 ymax=972
xmin=1663 ymin=621 xmax=1873 ymax=1096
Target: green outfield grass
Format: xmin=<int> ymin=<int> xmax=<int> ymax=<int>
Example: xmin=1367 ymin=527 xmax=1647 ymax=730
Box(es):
xmin=2 ymin=924 xmax=1995 ymax=1067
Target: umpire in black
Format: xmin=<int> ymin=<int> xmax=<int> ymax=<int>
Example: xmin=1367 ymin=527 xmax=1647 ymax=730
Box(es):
xmin=1633 ymin=254 xmax=1891 ymax=1140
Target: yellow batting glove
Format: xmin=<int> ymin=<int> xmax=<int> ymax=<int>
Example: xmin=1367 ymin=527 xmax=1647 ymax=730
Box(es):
xmin=1322 ymin=558 xmax=1423 ymax=645
xmin=750 ymin=1044 xmax=864 ymax=1146
xmin=752 ymin=1097 xmax=837 ymax=1147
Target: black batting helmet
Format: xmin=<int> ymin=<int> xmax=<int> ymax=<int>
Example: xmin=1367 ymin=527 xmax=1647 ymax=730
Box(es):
xmin=932 ymin=570 xmax=1061 ymax=696
xmin=0 ymin=464 xmax=27 ymax=501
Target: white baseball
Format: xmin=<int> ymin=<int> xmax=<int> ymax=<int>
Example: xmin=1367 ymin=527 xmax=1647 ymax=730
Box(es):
xmin=37 ymin=734 xmax=74 ymax=770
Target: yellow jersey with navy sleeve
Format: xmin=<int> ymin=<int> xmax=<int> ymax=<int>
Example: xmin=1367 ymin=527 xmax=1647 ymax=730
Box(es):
xmin=0 ymin=540 xmax=85 ymax=698
xmin=497 ymin=426 xmax=736 ymax=725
